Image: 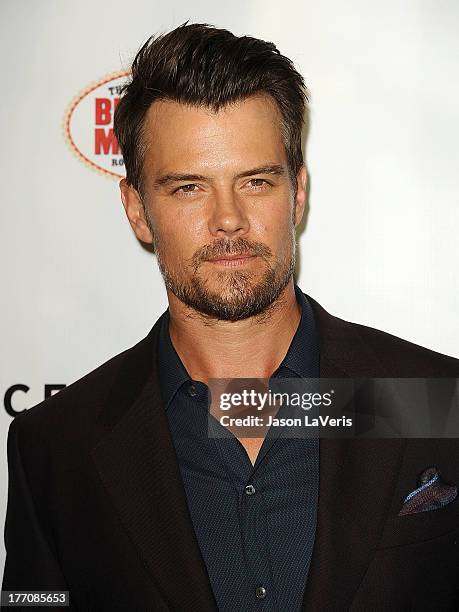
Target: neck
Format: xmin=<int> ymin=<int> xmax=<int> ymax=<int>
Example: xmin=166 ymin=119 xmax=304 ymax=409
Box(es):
xmin=166 ymin=279 xmax=301 ymax=384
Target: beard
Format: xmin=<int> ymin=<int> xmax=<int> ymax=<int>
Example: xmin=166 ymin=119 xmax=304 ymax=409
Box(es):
xmin=146 ymin=215 xmax=296 ymax=322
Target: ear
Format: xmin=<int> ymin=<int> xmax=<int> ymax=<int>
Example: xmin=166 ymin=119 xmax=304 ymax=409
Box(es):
xmin=294 ymin=165 xmax=308 ymax=226
xmin=119 ymin=179 xmax=154 ymax=244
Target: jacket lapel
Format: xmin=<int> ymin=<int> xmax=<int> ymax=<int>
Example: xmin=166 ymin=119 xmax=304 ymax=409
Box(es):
xmin=301 ymin=295 xmax=405 ymax=610
xmin=91 ymin=318 xmax=218 ymax=611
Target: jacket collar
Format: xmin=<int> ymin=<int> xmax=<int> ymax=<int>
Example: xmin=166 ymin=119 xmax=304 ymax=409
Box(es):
xmin=92 ymin=292 xmax=404 ymax=611
xmin=300 ymin=295 xmax=405 ymax=609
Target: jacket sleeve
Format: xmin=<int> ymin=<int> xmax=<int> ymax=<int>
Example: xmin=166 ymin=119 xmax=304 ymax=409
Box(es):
xmin=2 ymin=415 xmax=69 ymax=591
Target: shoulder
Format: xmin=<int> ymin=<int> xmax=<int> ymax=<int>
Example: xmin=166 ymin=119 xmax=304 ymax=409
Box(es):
xmin=9 ymin=321 xmax=160 ymax=451
xmin=305 ymin=293 xmax=459 ymax=377
xmin=350 ymin=318 xmax=459 ymax=376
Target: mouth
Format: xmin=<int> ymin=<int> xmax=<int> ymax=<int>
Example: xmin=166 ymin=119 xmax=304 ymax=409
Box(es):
xmin=206 ymin=253 xmax=258 ymax=267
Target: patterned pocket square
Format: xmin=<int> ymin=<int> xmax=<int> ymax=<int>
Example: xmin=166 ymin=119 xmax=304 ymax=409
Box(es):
xmin=398 ymin=466 xmax=458 ymax=516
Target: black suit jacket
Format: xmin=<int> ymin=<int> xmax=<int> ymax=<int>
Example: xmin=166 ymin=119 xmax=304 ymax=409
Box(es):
xmin=3 ymin=294 xmax=459 ymax=611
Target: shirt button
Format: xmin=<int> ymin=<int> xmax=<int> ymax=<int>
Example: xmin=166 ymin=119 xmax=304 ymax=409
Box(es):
xmin=187 ymin=384 xmax=197 ymax=397
xmin=255 ymin=586 xmax=267 ymax=599
xmin=245 ymin=484 xmax=256 ymax=495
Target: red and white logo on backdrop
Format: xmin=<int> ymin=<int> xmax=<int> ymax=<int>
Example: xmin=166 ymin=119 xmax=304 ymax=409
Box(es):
xmin=64 ymin=71 xmax=130 ymax=179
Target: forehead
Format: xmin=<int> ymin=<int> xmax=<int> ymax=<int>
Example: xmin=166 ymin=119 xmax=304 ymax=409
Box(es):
xmin=142 ymin=94 xmax=286 ymax=174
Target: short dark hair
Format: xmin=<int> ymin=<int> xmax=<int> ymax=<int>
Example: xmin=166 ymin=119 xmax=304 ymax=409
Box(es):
xmin=114 ymin=22 xmax=307 ymax=197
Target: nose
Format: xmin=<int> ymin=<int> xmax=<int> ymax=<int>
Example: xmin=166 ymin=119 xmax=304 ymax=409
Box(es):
xmin=208 ymin=189 xmax=250 ymax=239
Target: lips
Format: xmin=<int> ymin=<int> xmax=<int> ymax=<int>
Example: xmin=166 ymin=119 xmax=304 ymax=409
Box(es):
xmin=206 ymin=253 xmax=257 ymax=266
xmin=208 ymin=253 xmax=255 ymax=261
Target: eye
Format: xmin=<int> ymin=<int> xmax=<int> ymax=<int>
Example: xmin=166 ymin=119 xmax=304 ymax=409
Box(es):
xmin=247 ymin=178 xmax=270 ymax=190
xmin=174 ymin=183 xmax=199 ymax=195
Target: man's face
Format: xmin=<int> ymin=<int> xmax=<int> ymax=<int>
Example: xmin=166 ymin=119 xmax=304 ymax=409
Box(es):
xmin=120 ymin=94 xmax=307 ymax=321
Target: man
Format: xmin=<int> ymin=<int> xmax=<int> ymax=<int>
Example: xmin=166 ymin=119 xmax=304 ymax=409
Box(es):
xmin=2 ymin=22 xmax=459 ymax=612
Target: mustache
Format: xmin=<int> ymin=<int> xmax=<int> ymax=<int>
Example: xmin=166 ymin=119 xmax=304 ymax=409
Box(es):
xmin=189 ymin=238 xmax=272 ymax=270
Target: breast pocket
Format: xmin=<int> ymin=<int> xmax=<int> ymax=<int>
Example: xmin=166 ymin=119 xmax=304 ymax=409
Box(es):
xmin=377 ymin=495 xmax=459 ymax=549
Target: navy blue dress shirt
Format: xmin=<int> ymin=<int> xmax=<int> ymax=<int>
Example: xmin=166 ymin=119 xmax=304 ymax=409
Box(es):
xmin=157 ymin=284 xmax=320 ymax=611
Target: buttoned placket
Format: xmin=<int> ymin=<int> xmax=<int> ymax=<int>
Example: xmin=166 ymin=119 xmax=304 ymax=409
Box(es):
xmin=212 ymin=397 xmax=287 ymax=611
xmin=186 ymin=378 xmax=284 ymax=610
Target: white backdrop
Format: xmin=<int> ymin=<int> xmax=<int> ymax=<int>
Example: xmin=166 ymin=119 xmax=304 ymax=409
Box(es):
xmin=1 ymin=0 xmax=458 ymax=573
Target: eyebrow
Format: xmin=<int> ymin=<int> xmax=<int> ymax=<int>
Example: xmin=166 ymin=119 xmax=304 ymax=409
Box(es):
xmin=152 ymin=164 xmax=286 ymax=189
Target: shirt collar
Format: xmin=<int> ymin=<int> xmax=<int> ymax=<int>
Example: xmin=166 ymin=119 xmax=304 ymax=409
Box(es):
xmin=272 ymin=283 xmax=320 ymax=379
xmin=157 ymin=283 xmax=320 ymax=411
xmin=156 ymin=308 xmax=191 ymax=411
